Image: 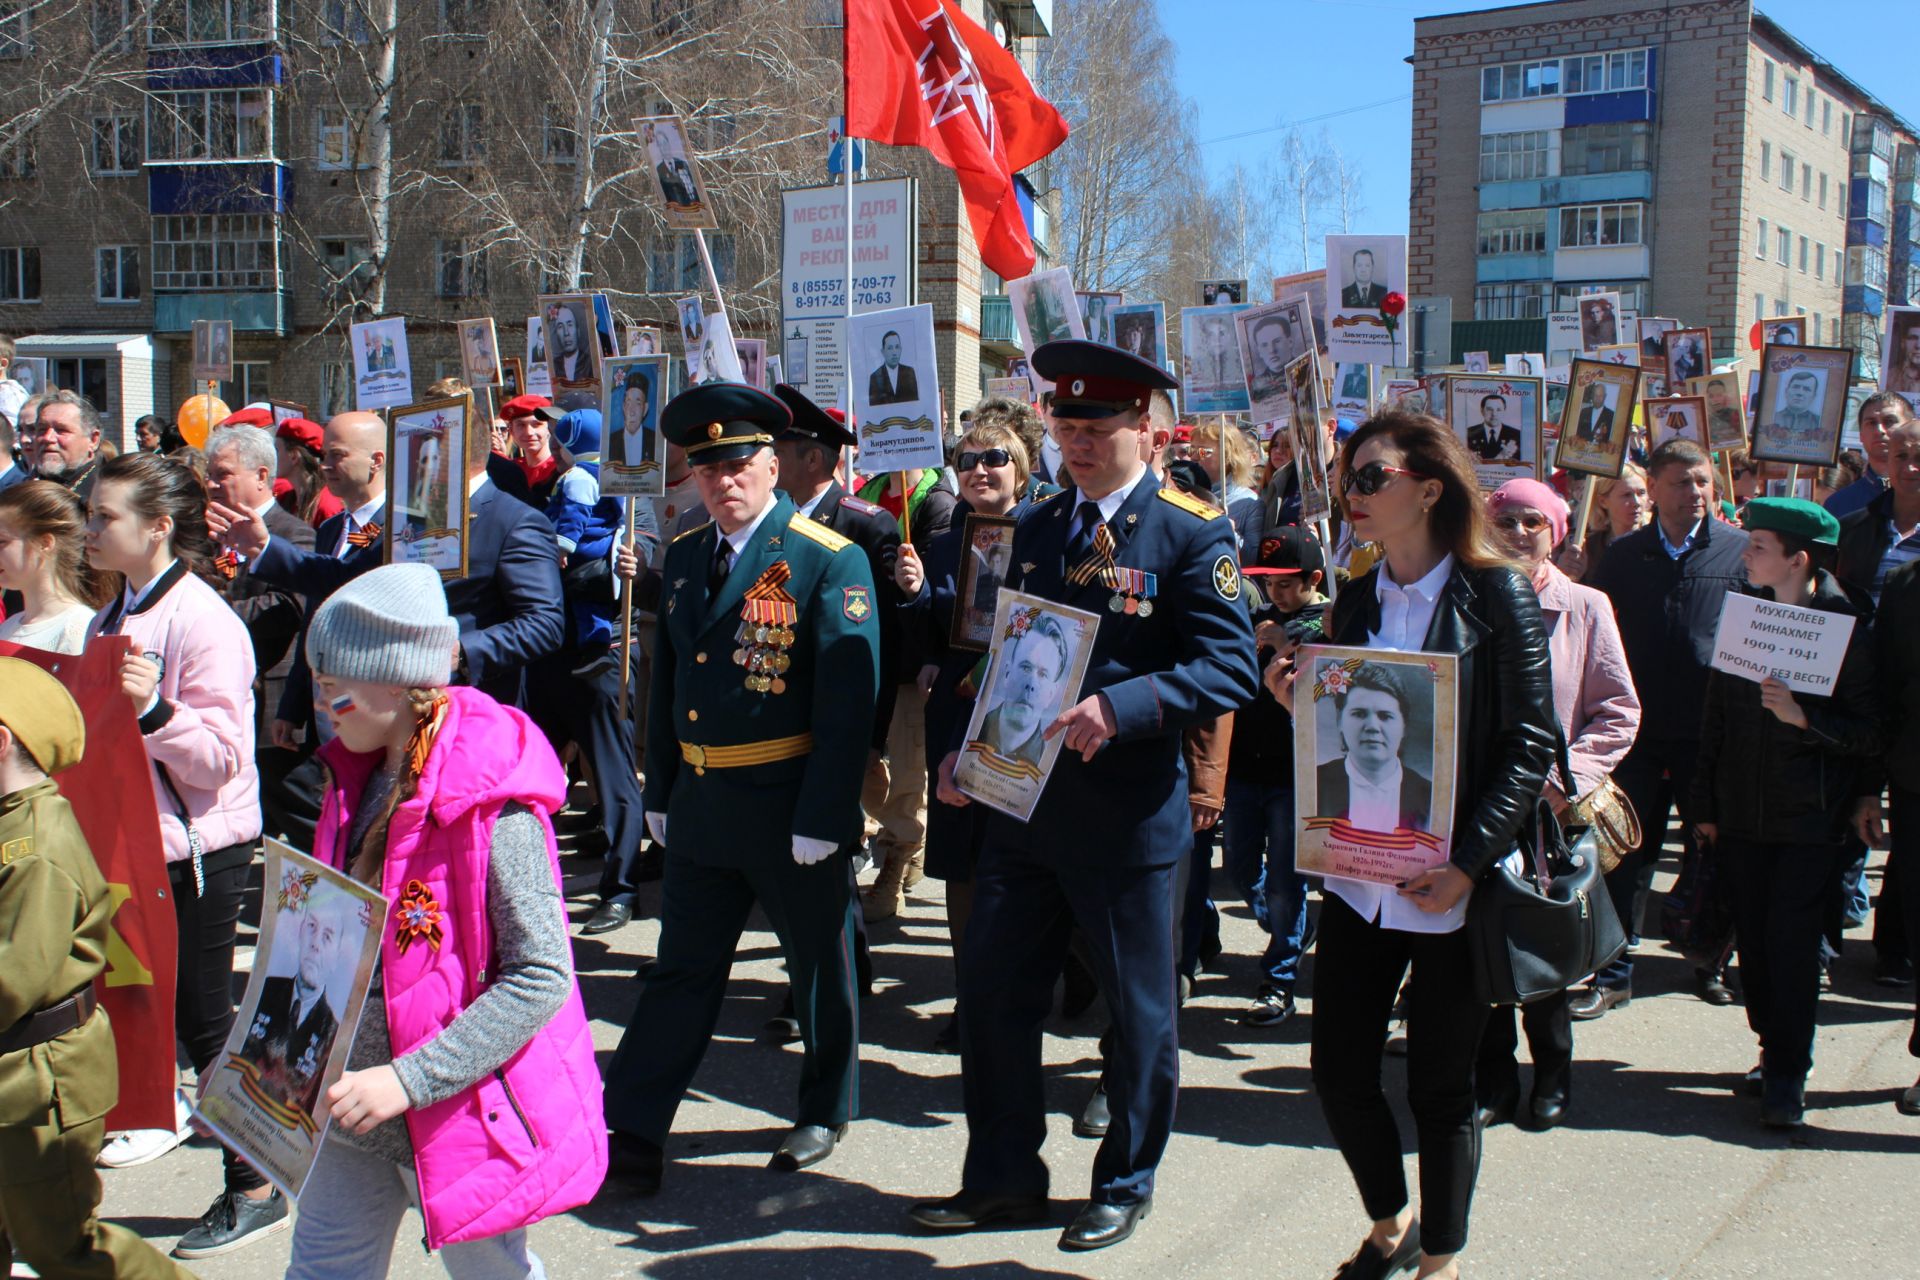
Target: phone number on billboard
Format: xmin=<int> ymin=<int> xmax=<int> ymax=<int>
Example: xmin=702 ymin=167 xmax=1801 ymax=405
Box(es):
xmin=786 ymin=277 xmax=902 ymax=312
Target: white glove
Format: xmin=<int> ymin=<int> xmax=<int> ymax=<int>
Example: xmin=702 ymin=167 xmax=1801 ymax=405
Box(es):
xmin=792 ymin=835 xmax=837 ymax=865
xmin=645 ymin=811 xmax=668 ymax=846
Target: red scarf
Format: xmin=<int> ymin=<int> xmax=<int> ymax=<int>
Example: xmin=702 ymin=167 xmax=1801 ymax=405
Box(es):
xmin=517 ymin=453 xmax=559 ymax=490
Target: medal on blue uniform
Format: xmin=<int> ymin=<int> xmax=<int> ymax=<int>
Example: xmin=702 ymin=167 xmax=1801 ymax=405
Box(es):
xmin=1104 ymin=566 xmax=1157 ymax=617
xmin=735 ymin=562 xmax=797 ymax=694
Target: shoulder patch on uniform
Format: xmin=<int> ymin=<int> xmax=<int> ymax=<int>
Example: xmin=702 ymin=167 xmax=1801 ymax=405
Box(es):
xmin=839 ymin=494 xmax=886 ymax=517
xmin=1158 ymin=487 xmax=1224 ymax=520
xmin=1212 ymin=554 xmax=1241 ymax=601
xmin=671 ymin=520 xmax=712 ymax=544
xmin=789 ymin=512 xmax=854 ymax=552
xmin=0 ymin=836 xmax=33 ymax=865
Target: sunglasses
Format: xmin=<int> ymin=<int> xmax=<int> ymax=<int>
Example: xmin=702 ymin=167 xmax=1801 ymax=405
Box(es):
xmin=956 ymin=448 xmax=1012 ymax=472
xmin=1340 ymin=461 xmax=1427 ymax=497
xmin=1493 ymin=512 xmax=1551 ymax=533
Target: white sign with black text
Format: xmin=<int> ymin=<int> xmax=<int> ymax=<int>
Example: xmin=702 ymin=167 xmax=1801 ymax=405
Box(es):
xmin=1710 ymin=593 xmax=1856 ymax=696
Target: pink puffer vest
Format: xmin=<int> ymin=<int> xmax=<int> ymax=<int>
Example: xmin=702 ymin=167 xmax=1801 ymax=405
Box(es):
xmin=314 ymin=687 xmax=607 ymax=1250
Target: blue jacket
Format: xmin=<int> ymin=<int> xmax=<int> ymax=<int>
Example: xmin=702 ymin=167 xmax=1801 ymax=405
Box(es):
xmin=983 ymin=471 xmax=1258 ymax=867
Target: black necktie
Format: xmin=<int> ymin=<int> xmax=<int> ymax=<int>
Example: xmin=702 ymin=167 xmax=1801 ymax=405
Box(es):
xmin=708 ymin=538 xmax=734 ymax=600
xmin=1065 ymin=500 xmax=1100 ymax=567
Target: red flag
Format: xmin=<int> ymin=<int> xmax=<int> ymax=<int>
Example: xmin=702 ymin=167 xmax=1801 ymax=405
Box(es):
xmin=3 ymin=637 xmax=178 ymax=1131
xmin=845 ymin=0 xmax=1068 ymax=280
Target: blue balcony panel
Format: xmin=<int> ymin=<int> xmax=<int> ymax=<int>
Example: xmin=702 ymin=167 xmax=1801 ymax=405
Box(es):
xmin=1847 ymin=218 xmax=1888 ymax=249
xmin=1475 ymin=253 xmax=1553 ymax=283
xmin=1479 ymin=170 xmax=1653 ymax=211
xmin=148 ymin=163 xmax=290 ymax=216
xmin=146 ymin=44 xmax=285 ymax=91
xmin=1843 ymin=285 xmax=1886 ymax=316
xmin=154 ymin=291 xmax=290 ymax=336
xmin=1564 ymin=89 xmax=1655 ymax=128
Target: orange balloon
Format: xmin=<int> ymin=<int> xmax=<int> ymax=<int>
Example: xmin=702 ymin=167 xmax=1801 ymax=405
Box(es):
xmin=175 ymin=394 xmax=231 ymax=449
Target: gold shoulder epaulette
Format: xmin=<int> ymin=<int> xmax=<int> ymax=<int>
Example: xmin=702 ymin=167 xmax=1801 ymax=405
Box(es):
xmin=789 ymin=512 xmax=853 ymax=552
xmin=1157 ymin=487 xmax=1224 ymax=520
xmin=1030 ymin=489 xmax=1061 ymax=505
xmin=671 ymin=521 xmax=712 ymax=544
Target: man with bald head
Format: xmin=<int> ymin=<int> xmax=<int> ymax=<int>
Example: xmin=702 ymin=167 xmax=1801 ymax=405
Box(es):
xmin=211 ymin=410 xmax=565 ymax=844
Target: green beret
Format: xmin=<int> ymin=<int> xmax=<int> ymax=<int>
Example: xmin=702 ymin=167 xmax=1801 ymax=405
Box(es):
xmin=0 ymin=656 xmax=86 ymax=775
xmin=1743 ymin=496 xmax=1840 ymax=547
xmin=660 ymin=383 xmax=791 ymax=464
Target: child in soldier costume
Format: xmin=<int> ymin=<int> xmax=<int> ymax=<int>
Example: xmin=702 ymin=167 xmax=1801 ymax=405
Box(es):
xmin=0 ymin=655 xmax=194 ymax=1278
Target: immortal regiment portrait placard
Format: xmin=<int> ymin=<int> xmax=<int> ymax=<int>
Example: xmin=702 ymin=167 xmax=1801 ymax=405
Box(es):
xmin=1760 ymin=315 xmax=1807 ymax=348
xmin=193 ymin=318 xmax=234 ymax=383
xmin=349 ymin=317 xmax=412 ymax=411
xmin=984 ymin=376 xmax=1031 ymax=401
xmin=1077 ymin=290 xmax=1122 ymax=345
xmin=1646 ymin=395 xmax=1709 ymax=453
xmin=1110 ymin=302 xmax=1167 ymax=369
xmin=1575 ymin=291 xmax=1622 ymax=351
xmin=848 ymin=302 xmax=945 ymax=473
xmin=1664 ymin=326 xmax=1712 ymax=386
xmin=385 ymin=394 xmax=470 ymax=579
xmin=1463 ymin=351 xmax=1490 ymax=373
xmin=197 ymin=840 xmax=388 ymax=1199
xmin=1637 ymin=316 xmax=1678 ymax=367
xmin=1237 ymin=295 xmax=1316 ymax=426
xmin=1332 ymin=361 xmax=1374 ymax=423
xmin=1881 ymin=305 xmax=1920 ymax=403
xmin=1554 ymin=357 xmax=1641 ymax=479
xmin=1325 ymin=234 xmax=1408 ymax=364
xmin=538 ymin=293 xmax=603 ymax=402
xmin=638 ymin=114 xmax=717 ymax=230
xmin=1503 ymin=352 xmax=1545 ymax=376
xmin=1295 ymin=647 xmax=1460 ymax=888
xmin=949 ymin=513 xmax=1017 ymax=651
xmin=693 ymin=311 xmax=745 ymax=385
xmin=601 ymin=355 xmax=669 ymax=498
xmin=1199 ymin=278 xmax=1247 ymax=306
xmin=1448 ymin=376 xmax=1542 ymax=489
xmin=1751 ymin=343 xmax=1852 ymax=466
xmin=1287 ymin=369 xmax=1333 ymax=524
xmin=524 ymin=316 xmax=552 ymax=396
xmin=1181 ymin=304 xmax=1252 ymax=414
xmin=954 ymin=589 xmax=1100 ymax=822
xmin=627 ymin=324 xmax=663 ymax=356
xmin=457 ymin=317 xmax=501 ymax=388
xmin=1710 ymin=593 xmax=1858 ymax=696
xmin=735 ymin=338 xmax=766 ymax=389
xmin=1688 ymin=371 xmax=1749 ymax=450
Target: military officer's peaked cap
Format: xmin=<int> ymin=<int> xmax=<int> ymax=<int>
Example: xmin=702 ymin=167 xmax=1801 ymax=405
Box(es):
xmin=772 ymin=383 xmax=857 ymax=450
xmin=1033 ymin=339 xmax=1180 ymax=420
xmin=662 ymin=383 xmax=792 ymax=463
xmin=0 ymin=656 xmax=85 ymax=776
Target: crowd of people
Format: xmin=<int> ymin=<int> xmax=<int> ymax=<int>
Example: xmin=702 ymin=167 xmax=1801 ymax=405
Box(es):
xmin=1 ymin=325 xmax=1918 ymax=1280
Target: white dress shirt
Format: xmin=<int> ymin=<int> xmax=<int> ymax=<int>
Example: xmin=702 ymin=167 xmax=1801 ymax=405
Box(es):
xmin=1324 ymin=552 xmax=1465 ymax=935
xmin=1081 ymin=463 xmax=1149 ymax=524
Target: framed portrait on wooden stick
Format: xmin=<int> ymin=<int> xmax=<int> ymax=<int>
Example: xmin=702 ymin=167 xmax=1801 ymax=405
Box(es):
xmin=384 ymin=394 xmax=470 ymax=579
xmin=948 ymin=513 xmax=1017 ymax=652
xmin=1750 ymin=343 xmax=1851 ymax=466
xmin=1553 ymin=358 xmax=1641 ymax=479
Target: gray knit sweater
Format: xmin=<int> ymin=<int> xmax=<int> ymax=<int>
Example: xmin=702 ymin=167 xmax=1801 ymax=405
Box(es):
xmin=335 ymin=778 xmax=572 ymax=1165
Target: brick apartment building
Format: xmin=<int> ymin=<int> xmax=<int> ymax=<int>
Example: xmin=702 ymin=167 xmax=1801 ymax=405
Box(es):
xmin=1410 ymin=0 xmax=1917 ymax=374
xmin=0 ymin=0 xmax=1055 ymax=448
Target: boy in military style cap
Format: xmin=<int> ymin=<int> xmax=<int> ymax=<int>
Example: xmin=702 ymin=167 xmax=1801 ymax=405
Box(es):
xmin=0 ymin=656 xmax=195 ymax=1278
xmin=601 ymin=383 xmax=880 ymax=1190
xmin=913 ymin=340 xmax=1258 ymax=1251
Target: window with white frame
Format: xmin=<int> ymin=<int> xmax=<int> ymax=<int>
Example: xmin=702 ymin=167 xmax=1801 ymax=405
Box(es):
xmin=218 ymin=362 xmax=272 ymax=408
xmin=1815 ymin=240 xmax=1825 ymax=278
xmin=1822 ymin=98 xmax=1831 ymax=135
xmin=1563 ymin=50 xmax=1648 ymax=94
xmin=438 ymin=103 xmax=484 ymax=166
xmin=147 ymin=88 xmax=275 ymax=162
xmin=97 ymin=245 xmax=141 ymax=301
xmin=1559 ymin=202 xmax=1644 ymax=248
xmin=1473 ymin=281 xmax=1551 ymax=320
xmin=0 ymin=247 xmax=40 ymax=301
xmin=1777 ymin=226 xmax=1790 ymax=261
xmin=1799 ymin=235 xmax=1809 ymax=272
xmin=1783 ymin=77 xmax=1797 ymax=116
xmin=1480 ymin=50 xmax=1648 ymax=103
xmin=1805 ymin=88 xmax=1815 ymax=127
xmin=1476 ymin=210 xmax=1547 ymax=256
xmin=1757 ymin=218 xmax=1769 ymax=259
xmin=1848 ymin=244 xmax=1889 ymax=292
xmin=1760 ymin=141 xmax=1771 ymax=182
xmin=91 ymin=114 xmax=139 ymax=174
xmin=1780 ymin=149 xmax=1794 ymax=190
xmin=315 ymin=106 xmax=379 ymax=170
xmin=1762 ymin=61 xmax=1775 ymax=102
xmin=1478 ymin=131 xmax=1550 ymax=182
xmin=1819 ymin=172 xmax=1828 ymax=208
xmin=1560 ymin=122 xmax=1650 ymax=174
xmin=1801 ymin=163 xmax=1811 ymax=200
xmin=150 ymin=214 xmax=282 ymax=291
xmin=320 ymin=236 xmax=374 ymax=299
xmin=148 ymin=0 xmax=274 ymax=46
xmin=1480 ymin=59 xmax=1559 ymax=102
xmin=437 ymin=239 xmax=488 ymax=297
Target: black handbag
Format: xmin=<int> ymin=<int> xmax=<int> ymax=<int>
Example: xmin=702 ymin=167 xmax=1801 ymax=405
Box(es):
xmin=1465 ymin=734 xmax=1628 ymax=1006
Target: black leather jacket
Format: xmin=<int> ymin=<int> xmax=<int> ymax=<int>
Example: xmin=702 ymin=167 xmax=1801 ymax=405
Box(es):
xmin=1329 ymin=560 xmax=1559 ymax=881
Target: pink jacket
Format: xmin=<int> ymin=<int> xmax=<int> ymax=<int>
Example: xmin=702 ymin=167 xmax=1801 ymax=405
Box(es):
xmin=313 ymin=688 xmax=606 ymax=1250
xmin=1535 ymin=562 xmax=1641 ymax=795
xmin=90 ymin=567 xmax=262 ymax=862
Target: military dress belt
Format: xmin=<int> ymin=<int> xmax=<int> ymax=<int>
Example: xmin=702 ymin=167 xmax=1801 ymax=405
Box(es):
xmin=0 ymin=985 xmax=98 ymax=1055
xmin=680 ymin=732 xmax=814 ymax=773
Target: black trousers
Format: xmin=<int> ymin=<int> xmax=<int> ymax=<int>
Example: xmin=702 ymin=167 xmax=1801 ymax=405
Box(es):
xmin=258 ymin=744 xmax=322 ymax=853
xmin=1891 ymin=785 xmax=1920 ymax=1057
xmin=169 ymin=853 xmax=266 ymax=1194
xmin=1311 ymin=894 xmax=1489 ymax=1258
xmin=527 ymin=657 xmax=647 ymax=900
xmin=1726 ymin=836 xmax=1846 ymax=1083
xmin=1476 ymin=990 xmax=1573 ymax=1103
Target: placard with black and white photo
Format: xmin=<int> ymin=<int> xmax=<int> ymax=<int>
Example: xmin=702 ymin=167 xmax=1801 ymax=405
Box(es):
xmin=1687 ymin=371 xmax=1748 ymax=451
xmin=1576 ymin=292 xmax=1622 ymax=351
xmin=1077 ymin=290 xmax=1123 ymax=346
xmin=637 ymin=114 xmax=717 ymax=231
xmin=349 ymin=317 xmax=412 ymax=411
xmin=1751 ymin=343 xmax=1851 ymax=466
xmin=1324 ymin=234 xmax=1407 ymax=364
xmin=1448 ymin=376 xmax=1542 ymax=489
xmin=601 ymin=355 xmax=668 ymax=498
xmin=1663 ymin=327 xmax=1711 ymax=387
xmin=456 ymin=317 xmax=501 ymax=389
xmin=1199 ymin=278 xmax=1247 ymax=307
xmin=524 ymin=316 xmax=552 ymax=396
xmin=1110 ymin=302 xmax=1166 ymax=369
xmin=1761 ymin=316 xmax=1807 ymax=349
xmin=384 ymin=394 xmax=469 ymax=578
xmin=1009 ymin=267 xmax=1083 ymax=357
xmin=1880 ymin=305 xmax=1920 ymax=399
xmin=193 ymin=318 xmax=234 ymax=383
xmin=1237 ymin=295 xmax=1316 ymax=425
xmin=1181 ymin=305 xmax=1252 ymax=414
xmin=1554 ymin=357 xmax=1640 ymax=479
xmin=1636 ymin=316 xmax=1679 ymax=368
xmin=950 ymin=513 xmax=1017 ymax=652
xmin=849 ymin=303 xmax=945 ymax=473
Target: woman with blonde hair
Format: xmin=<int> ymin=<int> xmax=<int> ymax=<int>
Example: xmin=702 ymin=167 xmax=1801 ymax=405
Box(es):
xmin=0 ymin=479 xmax=115 ymax=653
xmin=1558 ymin=462 xmax=1648 ymax=582
xmin=1190 ymin=419 xmax=1259 ymax=537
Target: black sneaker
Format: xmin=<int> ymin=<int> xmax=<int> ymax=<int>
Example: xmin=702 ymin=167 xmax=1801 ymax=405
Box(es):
xmin=172 ymin=1189 xmax=290 ymax=1259
xmin=1241 ymin=988 xmax=1295 ymax=1027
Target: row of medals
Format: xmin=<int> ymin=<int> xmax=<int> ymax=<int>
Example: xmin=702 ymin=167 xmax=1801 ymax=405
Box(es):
xmin=1106 ymin=566 xmax=1155 ymax=617
xmin=735 ymin=620 xmax=793 ymax=693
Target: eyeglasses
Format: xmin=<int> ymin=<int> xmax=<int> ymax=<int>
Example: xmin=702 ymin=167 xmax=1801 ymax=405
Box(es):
xmin=1340 ymin=461 xmax=1427 ymax=497
xmin=956 ymin=448 xmax=1012 ymax=472
xmin=1492 ymin=512 xmax=1551 ymax=533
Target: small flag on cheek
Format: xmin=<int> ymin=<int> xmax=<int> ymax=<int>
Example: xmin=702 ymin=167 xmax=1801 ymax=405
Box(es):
xmin=329 ymin=694 xmax=357 ymax=717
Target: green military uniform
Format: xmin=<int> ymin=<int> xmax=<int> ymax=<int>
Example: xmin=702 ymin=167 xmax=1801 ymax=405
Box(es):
xmin=0 ymin=659 xmax=193 ymax=1278
xmin=603 ymin=384 xmax=880 ymax=1154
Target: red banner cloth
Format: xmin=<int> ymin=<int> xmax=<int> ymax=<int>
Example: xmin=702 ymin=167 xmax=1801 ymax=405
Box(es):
xmin=845 ymin=0 xmax=1068 ymax=280
xmin=3 ymin=637 xmax=178 ymax=1131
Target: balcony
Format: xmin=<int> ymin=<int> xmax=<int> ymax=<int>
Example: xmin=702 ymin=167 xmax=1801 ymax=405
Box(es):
xmin=1479 ymin=170 xmax=1652 ymax=212
xmin=1001 ymin=0 xmax=1052 ymax=38
xmin=980 ymin=294 xmax=1020 ymax=353
xmin=1476 ymin=252 xmax=1553 ymax=283
xmin=155 ymin=290 xmax=290 ymax=335
xmin=1554 ymin=244 xmax=1650 ymax=281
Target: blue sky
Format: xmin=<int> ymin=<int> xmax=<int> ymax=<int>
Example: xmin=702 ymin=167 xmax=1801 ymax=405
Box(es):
xmin=1160 ymin=0 xmax=1920 ymax=270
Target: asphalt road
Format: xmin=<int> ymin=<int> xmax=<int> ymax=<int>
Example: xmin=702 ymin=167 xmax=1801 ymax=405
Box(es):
xmin=56 ymin=840 xmax=1920 ymax=1280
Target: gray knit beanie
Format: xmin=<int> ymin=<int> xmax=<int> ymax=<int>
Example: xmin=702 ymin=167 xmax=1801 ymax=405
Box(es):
xmin=308 ymin=563 xmax=460 ymax=688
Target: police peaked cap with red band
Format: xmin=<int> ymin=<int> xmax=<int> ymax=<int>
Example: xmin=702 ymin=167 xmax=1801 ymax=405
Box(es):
xmin=1032 ymin=339 xmax=1180 ymax=419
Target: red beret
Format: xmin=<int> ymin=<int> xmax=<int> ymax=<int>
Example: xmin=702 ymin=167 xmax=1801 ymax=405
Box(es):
xmin=499 ymin=393 xmax=553 ymax=420
xmin=274 ymin=417 xmax=324 ymax=452
xmin=218 ymin=407 xmax=274 ymax=428
xmin=1171 ymin=425 xmax=1193 ymax=443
